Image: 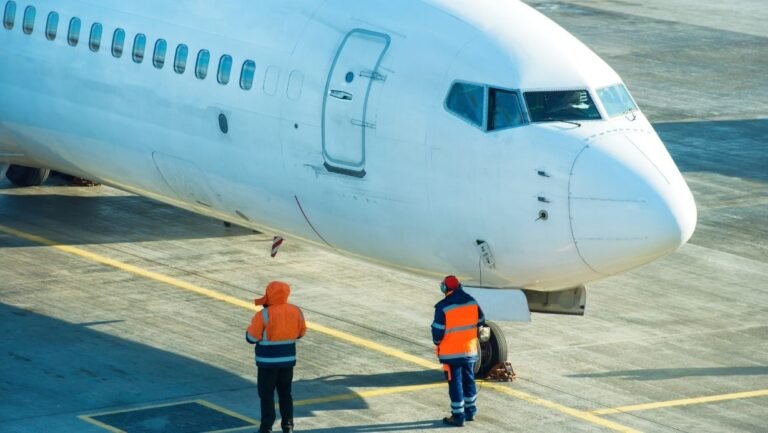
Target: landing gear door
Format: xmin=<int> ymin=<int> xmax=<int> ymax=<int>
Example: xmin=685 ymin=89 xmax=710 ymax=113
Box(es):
xmin=322 ymin=29 xmax=390 ymax=178
xmin=463 ymin=287 xmax=532 ymax=322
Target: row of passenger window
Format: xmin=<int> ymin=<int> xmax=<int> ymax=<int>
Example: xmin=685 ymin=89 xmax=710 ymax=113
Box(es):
xmin=3 ymin=1 xmax=258 ymax=90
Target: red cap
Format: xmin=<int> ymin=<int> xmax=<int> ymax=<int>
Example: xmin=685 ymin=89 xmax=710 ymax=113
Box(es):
xmin=443 ymin=275 xmax=461 ymax=291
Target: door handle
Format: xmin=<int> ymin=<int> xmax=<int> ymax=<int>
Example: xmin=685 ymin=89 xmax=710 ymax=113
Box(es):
xmin=329 ymin=90 xmax=353 ymax=101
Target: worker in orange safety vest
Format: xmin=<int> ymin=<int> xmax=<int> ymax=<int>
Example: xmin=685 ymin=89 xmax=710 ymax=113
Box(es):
xmin=431 ymin=275 xmax=485 ymax=427
xmin=246 ymin=281 xmax=307 ymax=433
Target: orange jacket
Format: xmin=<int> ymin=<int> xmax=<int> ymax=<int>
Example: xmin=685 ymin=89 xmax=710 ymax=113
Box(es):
xmin=246 ymin=281 xmax=306 ymax=367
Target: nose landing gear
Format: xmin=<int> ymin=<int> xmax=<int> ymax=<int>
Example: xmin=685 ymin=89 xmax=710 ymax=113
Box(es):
xmin=5 ymin=165 xmax=50 ymax=187
xmin=475 ymin=321 xmax=508 ymax=378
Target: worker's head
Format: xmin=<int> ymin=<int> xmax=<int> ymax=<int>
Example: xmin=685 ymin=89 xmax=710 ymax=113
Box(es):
xmin=440 ymin=275 xmax=461 ymax=294
xmin=254 ymin=281 xmax=291 ymax=306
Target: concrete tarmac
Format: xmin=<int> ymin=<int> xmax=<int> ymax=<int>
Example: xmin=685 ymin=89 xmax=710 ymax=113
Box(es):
xmin=2 ymin=1 xmax=767 ymax=432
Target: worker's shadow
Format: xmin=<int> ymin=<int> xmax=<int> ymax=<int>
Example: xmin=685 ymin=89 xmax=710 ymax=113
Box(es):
xmin=292 ymin=370 xmax=447 ymax=430
xmin=301 ymin=369 xmax=440 ymax=389
xmin=299 ymin=420 xmax=444 ymax=432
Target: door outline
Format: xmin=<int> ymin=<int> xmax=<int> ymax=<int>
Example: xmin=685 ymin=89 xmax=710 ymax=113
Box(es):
xmin=321 ymin=29 xmax=391 ymax=178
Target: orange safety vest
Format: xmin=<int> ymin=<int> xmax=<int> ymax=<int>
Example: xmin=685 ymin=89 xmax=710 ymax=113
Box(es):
xmin=437 ymin=300 xmax=479 ymax=362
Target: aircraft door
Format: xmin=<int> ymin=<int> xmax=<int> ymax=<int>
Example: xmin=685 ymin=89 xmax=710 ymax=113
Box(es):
xmin=322 ymin=29 xmax=390 ymax=178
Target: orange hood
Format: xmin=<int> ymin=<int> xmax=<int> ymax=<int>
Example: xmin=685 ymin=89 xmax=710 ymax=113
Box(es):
xmin=254 ymin=281 xmax=291 ymax=306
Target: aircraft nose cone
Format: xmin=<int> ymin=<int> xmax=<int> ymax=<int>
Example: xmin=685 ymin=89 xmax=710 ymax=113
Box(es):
xmin=569 ymin=133 xmax=697 ymax=275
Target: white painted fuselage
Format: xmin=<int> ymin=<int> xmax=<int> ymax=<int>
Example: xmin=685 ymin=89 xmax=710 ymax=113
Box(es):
xmin=0 ymin=0 xmax=697 ymax=291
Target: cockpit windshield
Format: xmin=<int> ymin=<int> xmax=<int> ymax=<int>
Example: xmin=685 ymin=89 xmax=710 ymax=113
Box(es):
xmin=488 ymin=88 xmax=524 ymax=131
xmin=597 ymin=84 xmax=638 ymax=118
xmin=524 ymin=90 xmax=601 ymax=122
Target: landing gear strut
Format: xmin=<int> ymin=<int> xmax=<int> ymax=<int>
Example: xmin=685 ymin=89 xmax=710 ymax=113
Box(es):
xmin=5 ymin=165 xmax=50 ymax=187
xmin=475 ymin=321 xmax=508 ymax=378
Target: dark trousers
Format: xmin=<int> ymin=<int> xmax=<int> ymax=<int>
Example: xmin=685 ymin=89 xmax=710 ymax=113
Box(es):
xmin=257 ymin=366 xmax=294 ymax=430
xmin=445 ymin=362 xmax=477 ymax=420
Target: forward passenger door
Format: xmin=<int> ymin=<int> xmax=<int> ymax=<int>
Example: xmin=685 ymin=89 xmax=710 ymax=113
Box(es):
xmin=322 ymin=29 xmax=390 ymax=178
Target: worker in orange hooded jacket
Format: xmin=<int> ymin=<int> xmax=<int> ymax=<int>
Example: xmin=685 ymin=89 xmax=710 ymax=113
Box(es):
xmin=246 ymin=281 xmax=307 ymax=433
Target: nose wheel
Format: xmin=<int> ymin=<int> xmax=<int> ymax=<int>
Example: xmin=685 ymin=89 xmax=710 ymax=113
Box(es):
xmin=474 ymin=321 xmax=508 ymax=378
xmin=5 ymin=165 xmax=50 ymax=187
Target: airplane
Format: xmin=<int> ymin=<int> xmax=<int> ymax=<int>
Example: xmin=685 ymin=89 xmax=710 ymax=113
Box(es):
xmin=0 ymin=0 xmax=697 ymax=375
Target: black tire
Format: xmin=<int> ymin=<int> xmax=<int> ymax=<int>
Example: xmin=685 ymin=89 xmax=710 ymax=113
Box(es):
xmin=6 ymin=165 xmax=50 ymax=187
xmin=475 ymin=321 xmax=508 ymax=378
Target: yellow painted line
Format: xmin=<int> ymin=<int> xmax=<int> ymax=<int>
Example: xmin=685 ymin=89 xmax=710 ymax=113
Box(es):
xmin=79 ymin=399 xmax=259 ymax=433
xmin=0 ymin=223 xmax=437 ymax=370
xmin=0 ymin=223 xmax=641 ymax=433
xmin=592 ymin=389 xmax=768 ymax=415
xmin=205 ymin=427 xmax=256 ymax=433
xmin=0 ymin=224 xmax=257 ymax=311
xmin=482 ymin=383 xmax=643 ymax=433
xmin=77 ymin=415 xmax=126 ymax=433
xmin=307 ymin=322 xmax=438 ymax=370
xmin=294 ymin=382 xmax=446 ymax=407
xmin=195 ymin=399 xmax=260 ymax=426
xmin=79 ymin=399 xmax=211 ymax=419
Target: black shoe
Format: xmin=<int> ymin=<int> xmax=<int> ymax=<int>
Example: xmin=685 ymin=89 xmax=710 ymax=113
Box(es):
xmin=465 ymin=413 xmax=475 ymax=422
xmin=282 ymin=427 xmax=293 ymax=433
xmin=442 ymin=415 xmax=465 ymax=427
xmin=258 ymin=428 xmax=272 ymax=433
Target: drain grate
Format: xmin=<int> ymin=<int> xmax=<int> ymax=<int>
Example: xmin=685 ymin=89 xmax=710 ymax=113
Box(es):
xmin=81 ymin=400 xmax=257 ymax=433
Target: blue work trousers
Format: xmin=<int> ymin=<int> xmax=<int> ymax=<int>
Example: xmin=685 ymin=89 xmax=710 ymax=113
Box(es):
xmin=444 ymin=362 xmax=477 ymax=420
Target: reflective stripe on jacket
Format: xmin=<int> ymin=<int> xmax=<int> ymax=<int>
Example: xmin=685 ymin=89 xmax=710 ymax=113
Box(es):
xmin=246 ymin=282 xmax=307 ymax=368
xmin=432 ymin=288 xmax=485 ymax=364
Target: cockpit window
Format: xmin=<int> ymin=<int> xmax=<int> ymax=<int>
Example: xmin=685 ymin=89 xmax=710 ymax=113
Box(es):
xmin=488 ymin=88 xmax=524 ymax=131
xmin=446 ymin=82 xmax=485 ymax=127
xmin=597 ymin=84 xmax=637 ymax=118
xmin=524 ymin=90 xmax=601 ymax=122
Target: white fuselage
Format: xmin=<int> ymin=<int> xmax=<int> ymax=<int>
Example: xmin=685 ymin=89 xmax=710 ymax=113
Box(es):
xmin=0 ymin=0 xmax=697 ymax=290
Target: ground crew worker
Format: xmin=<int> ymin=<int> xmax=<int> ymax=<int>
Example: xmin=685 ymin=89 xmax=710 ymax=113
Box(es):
xmin=431 ymin=275 xmax=486 ymax=427
xmin=246 ymin=281 xmax=307 ymax=433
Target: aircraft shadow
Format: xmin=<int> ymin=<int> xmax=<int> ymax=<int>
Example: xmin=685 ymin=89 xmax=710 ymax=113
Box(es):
xmin=0 ymin=191 xmax=257 ymax=247
xmin=568 ymin=366 xmax=768 ymax=381
xmin=0 ymin=302 xmax=261 ymax=425
xmin=655 ymin=118 xmax=768 ymax=182
xmin=0 ymin=303 xmax=444 ymax=431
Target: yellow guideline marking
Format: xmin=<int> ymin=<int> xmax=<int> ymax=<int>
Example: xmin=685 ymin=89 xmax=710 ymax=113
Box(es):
xmin=195 ymin=400 xmax=260 ymax=425
xmin=79 ymin=399 xmax=259 ymax=433
xmin=481 ymin=383 xmax=642 ymax=433
xmin=592 ymin=389 xmax=768 ymax=415
xmin=0 ymin=223 xmax=639 ymax=433
xmin=77 ymin=415 xmax=126 ymax=433
xmin=0 ymin=224 xmax=437 ymax=370
xmin=294 ymin=382 xmax=446 ymax=407
xmin=205 ymin=427 xmax=259 ymax=433
xmin=205 ymin=427 xmax=258 ymax=433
